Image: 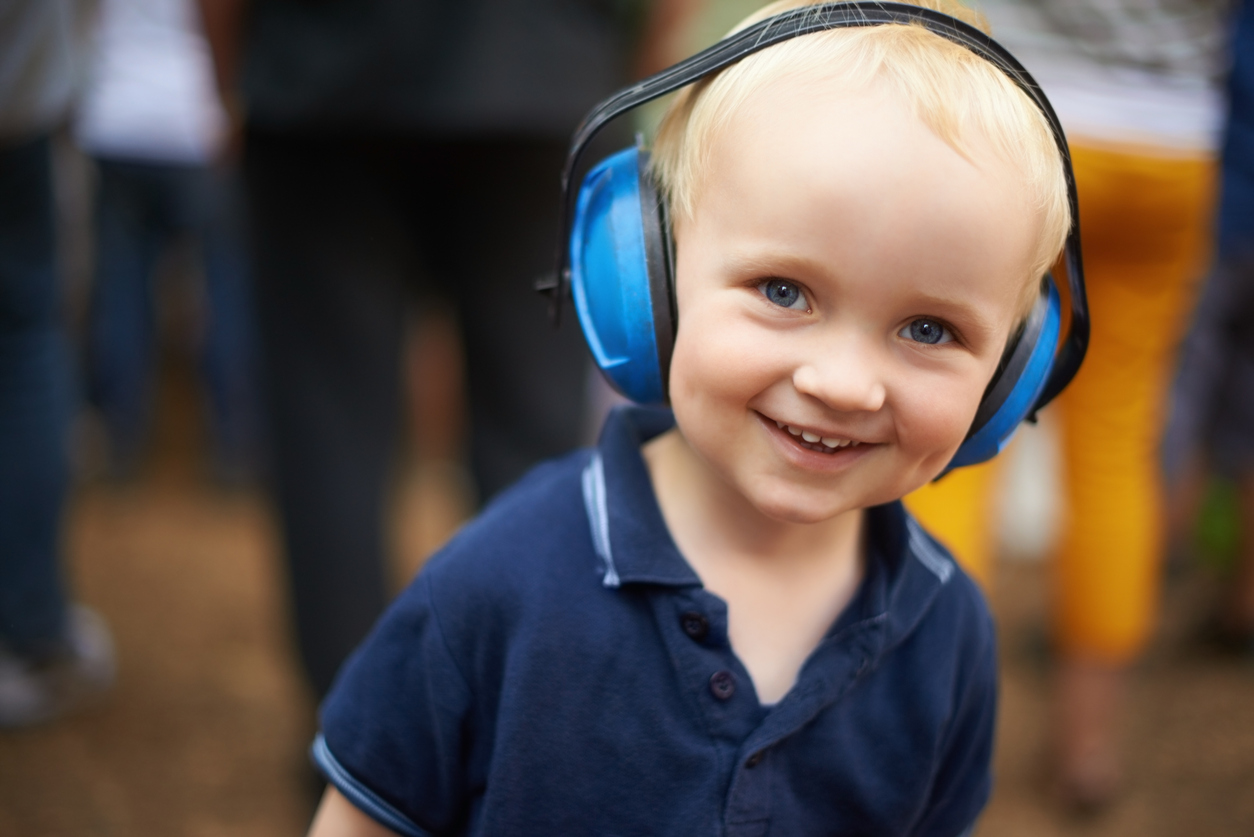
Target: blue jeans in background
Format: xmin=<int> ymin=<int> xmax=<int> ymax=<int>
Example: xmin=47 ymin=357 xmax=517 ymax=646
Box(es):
xmin=0 ymin=135 xmax=72 ymax=659
xmin=86 ymin=157 xmax=256 ymax=477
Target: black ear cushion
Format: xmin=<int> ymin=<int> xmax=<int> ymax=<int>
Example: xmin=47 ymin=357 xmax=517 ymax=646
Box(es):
xmin=967 ymin=278 xmax=1050 ymax=437
xmin=636 ymin=150 xmax=678 ymax=400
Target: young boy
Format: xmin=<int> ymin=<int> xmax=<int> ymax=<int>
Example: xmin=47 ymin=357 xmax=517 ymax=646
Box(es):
xmin=307 ymin=1 xmax=1073 ymax=834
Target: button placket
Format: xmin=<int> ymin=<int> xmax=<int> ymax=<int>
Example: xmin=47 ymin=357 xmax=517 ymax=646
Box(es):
xmin=659 ymin=593 xmax=760 ymax=748
xmin=725 ymin=743 xmax=772 ymax=833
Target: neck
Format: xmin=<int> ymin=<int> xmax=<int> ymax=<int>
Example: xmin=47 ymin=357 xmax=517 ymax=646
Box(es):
xmin=643 ymin=428 xmax=864 ymax=574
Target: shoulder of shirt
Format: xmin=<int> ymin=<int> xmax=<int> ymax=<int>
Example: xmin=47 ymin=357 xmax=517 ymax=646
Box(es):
xmin=891 ymin=516 xmax=997 ymax=669
xmin=408 ymin=447 xmax=598 ymax=605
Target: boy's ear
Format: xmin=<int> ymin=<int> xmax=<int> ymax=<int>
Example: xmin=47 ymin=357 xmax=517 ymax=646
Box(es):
xmin=567 ymin=145 xmax=677 ymax=406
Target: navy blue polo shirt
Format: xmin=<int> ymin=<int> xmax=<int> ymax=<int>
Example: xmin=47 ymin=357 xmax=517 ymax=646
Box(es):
xmin=315 ymin=407 xmax=997 ymax=837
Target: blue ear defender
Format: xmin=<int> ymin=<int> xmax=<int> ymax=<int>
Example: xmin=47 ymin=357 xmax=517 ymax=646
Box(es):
xmin=550 ymin=1 xmax=1090 ymax=472
xmin=944 ymin=277 xmax=1063 ymax=471
xmin=569 ymin=143 xmax=675 ymax=405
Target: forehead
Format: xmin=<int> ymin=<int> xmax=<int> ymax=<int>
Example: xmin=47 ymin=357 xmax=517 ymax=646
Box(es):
xmin=684 ymin=72 xmax=1038 ymax=314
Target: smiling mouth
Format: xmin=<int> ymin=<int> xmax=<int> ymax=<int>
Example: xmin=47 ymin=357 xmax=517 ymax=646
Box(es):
xmin=772 ymin=420 xmax=863 ymax=454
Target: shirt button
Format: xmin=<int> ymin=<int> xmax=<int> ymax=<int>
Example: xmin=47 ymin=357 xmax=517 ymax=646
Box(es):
xmin=745 ymin=751 xmax=763 ymax=768
xmin=680 ymin=611 xmax=709 ymax=642
xmin=709 ymin=670 xmax=736 ymax=700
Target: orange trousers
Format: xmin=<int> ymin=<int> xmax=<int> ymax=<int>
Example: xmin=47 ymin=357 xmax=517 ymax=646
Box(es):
xmin=906 ymin=143 xmax=1216 ymax=663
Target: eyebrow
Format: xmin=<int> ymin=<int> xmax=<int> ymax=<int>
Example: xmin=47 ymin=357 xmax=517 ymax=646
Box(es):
xmin=722 ymin=251 xmax=820 ymax=277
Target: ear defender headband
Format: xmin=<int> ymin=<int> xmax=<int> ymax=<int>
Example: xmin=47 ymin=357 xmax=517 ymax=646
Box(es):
xmin=546 ymin=1 xmax=1090 ymax=471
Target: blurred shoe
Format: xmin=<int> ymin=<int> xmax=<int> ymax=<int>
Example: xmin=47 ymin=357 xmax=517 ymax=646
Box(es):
xmin=1053 ymin=658 xmax=1125 ymax=815
xmin=1056 ymin=750 xmax=1122 ymax=817
xmin=0 ymin=606 xmax=115 ymax=728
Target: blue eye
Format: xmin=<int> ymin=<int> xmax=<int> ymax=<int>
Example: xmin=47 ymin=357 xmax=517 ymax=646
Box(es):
xmin=759 ymin=279 xmax=808 ymax=310
xmin=900 ymin=318 xmax=952 ymax=345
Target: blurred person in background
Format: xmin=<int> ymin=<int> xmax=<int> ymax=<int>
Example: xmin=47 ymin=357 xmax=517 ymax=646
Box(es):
xmin=75 ymin=0 xmax=257 ymax=486
xmin=903 ymin=0 xmax=1227 ymax=810
xmin=199 ymin=0 xmax=698 ymax=700
xmin=0 ymin=0 xmax=116 ymax=728
xmin=1163 ymin=0 xmax=1254 ymax=654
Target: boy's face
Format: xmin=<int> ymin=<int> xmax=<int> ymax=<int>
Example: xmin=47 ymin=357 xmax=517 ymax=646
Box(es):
xmin=667 ymin=74 xmax=1042 ymax=525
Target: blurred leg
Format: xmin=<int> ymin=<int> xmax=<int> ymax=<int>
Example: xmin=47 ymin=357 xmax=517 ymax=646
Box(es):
xmin=434 ymin=139 xmax=590 ymax=501
xmin=1052 ymin=144 xmax=1215 ymax=805
xmin=247 ymin=133 xmax=408 ymax=697
xmin=191 ymin=165 xmax=258 ymax=480
xmin=86 ymin=159 xmax=162 ymax=474
xmin=1161 ymin=260 xmax=1248 ymax=561
xmin=1054 ymin=146 xmax=1215 ymax=663
xmin=1207 ymin=260 xmax=1254 ymax=637
xmin=1160 ymin=263 xmax=1236 ymax=482
xmin=0 ymin=135 xmax=71 ymax=658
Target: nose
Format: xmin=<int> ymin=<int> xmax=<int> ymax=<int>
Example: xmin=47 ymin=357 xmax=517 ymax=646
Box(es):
xmin=791 ymin=336 xmax=887 ymax=413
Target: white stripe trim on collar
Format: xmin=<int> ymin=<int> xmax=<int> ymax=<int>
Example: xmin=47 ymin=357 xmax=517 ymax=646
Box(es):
xmin=906 ymin=516 xmax=954 ymax=584
xmin=581 ymin=452 xmax=620 ymax=588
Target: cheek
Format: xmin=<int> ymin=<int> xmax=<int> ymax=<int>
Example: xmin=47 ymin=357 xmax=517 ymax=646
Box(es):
xmin=894 ymin=370 xmax=987 ymax=464
xmin=668 ymin=327 xmax=734 ymax=448
xmin=668 ymin=305 xmax=774 ymax=409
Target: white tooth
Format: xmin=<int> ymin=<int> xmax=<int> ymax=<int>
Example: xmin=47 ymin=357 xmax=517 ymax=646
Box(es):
xmin=821 ymin=437 xmax=841 ymax=448
xmin=787 ymin=425 xmax=801 ymax=436
xmin=775 ymin=420 xmax=784 ymax=429
xmin=801 ymin=431 xmax=820 ymax=443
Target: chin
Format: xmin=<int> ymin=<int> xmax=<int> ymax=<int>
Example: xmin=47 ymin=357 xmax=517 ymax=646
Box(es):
xmin=744 ymin=481 xmax=858 ymax=525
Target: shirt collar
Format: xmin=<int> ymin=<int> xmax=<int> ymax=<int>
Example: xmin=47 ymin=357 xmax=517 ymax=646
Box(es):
xmin=582 ymin=406 xmax=954 ymax=643
xmin=583 ymin=406 xmax=700 ymax=588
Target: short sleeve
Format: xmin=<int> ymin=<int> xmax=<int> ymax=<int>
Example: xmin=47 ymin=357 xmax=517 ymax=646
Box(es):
xmin=314 ymin=573 xmax=474 ymax=837
xmin=909 ymin=599 xmax=999 ymax=837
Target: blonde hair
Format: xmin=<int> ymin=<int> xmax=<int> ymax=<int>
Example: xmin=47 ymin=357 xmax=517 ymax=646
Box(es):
xmin=651 ymin=0 xmax=1070 ymax=315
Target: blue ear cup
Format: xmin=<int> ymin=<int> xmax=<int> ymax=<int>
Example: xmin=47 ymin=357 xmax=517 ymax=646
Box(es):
xmin=945 ymin=277 xmax=1063 ymax=472
xmin=569 ymin=145 xmax=676 ymax=406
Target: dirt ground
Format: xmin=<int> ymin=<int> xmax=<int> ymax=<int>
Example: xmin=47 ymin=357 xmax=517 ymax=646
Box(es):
xmin=3 ymin=363 xmax=1254 ymax=836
